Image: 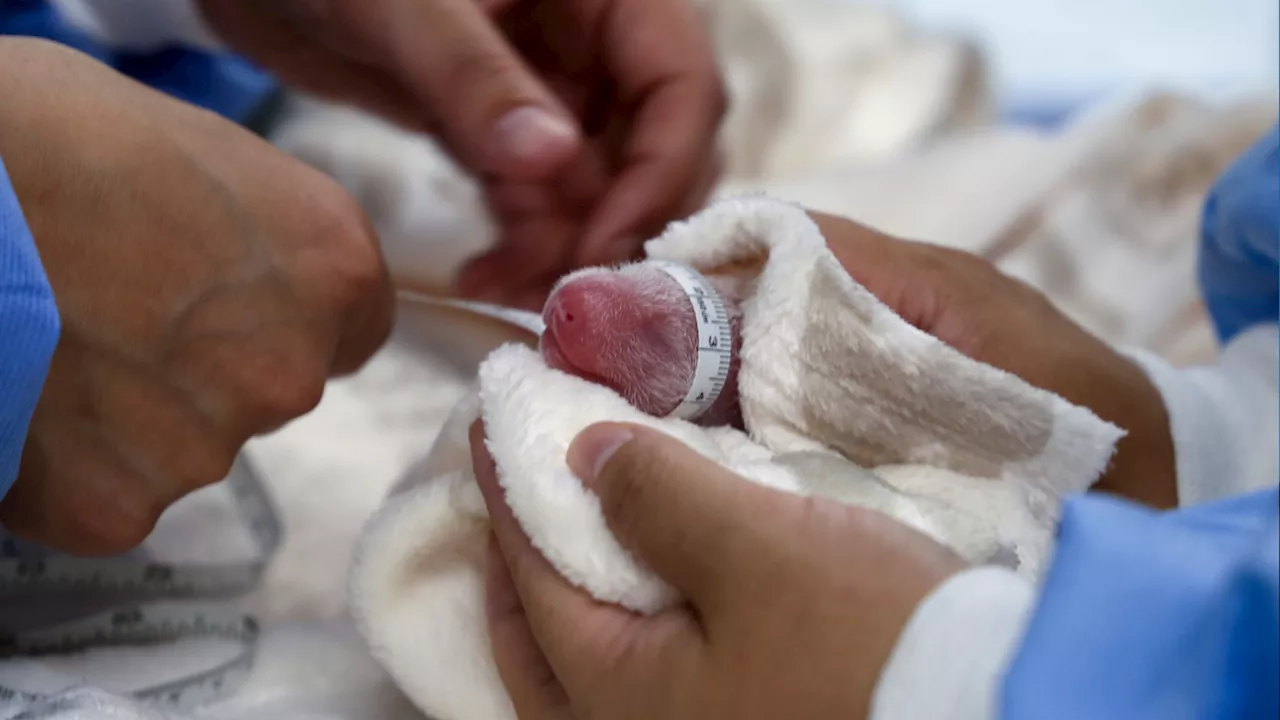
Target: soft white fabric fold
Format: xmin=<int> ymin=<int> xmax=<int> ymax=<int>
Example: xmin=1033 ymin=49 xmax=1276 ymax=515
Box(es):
xmin=348 ymin=195 xmax=1123 ymax=720
xmin=1122 ymin=323 xmax=1280 ymax=507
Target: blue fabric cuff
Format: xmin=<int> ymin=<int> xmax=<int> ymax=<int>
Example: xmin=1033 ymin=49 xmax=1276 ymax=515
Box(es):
xmin=1000 ymin=487 xmax=1280 ymax=719
xmin=1198 ymin=125 xmax=1280 ymax=344
xmin=1 ymin=0 xmax=279 ymax=126
xmin=0 ymin=152 xmax=61 ymax=500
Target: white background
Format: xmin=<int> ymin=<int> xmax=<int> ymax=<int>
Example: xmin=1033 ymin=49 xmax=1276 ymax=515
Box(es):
xmin=848 ymin=0 xmax=1279 ymax=119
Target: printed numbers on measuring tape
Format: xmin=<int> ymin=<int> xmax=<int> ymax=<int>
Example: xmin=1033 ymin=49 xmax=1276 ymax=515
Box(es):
xmin=0 ymin=454 xmax=281 ymax=712
xmin=648 ymin=261 xmax=734 ymax=421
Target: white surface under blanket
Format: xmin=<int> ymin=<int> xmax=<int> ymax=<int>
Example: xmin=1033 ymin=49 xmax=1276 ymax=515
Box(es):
xmin=346 ymin=196 xmax=1123 ymax=720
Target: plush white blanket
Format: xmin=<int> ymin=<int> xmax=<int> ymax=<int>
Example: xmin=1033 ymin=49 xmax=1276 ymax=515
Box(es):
xmin=346 ymin=196 xmax=1122 ymax=720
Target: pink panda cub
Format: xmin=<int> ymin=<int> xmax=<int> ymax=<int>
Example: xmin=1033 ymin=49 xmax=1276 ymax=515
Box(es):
xmin=539 ymin=262 xmax=747 ymax=428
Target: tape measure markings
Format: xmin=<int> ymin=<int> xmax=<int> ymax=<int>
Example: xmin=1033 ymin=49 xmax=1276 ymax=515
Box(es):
xmin=0 ymin=454 xmax=280 ymax=710
xmin=649 ymin=261 xmax=735 ymax=421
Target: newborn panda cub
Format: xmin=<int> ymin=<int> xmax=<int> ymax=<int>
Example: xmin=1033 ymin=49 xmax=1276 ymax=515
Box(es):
xmin=540 ymin=262 xmax=747 ymax=428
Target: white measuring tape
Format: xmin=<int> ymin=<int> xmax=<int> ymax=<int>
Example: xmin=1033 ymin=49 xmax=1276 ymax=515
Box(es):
xmin=648 ymin=261 xmax=734 ymax=422
xmin=399 ymin=292 xmax=547 ymax=337
xmin=0 ymin=455 xmax=280 ymax=713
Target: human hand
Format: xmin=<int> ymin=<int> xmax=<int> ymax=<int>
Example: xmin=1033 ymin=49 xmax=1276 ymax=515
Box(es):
xmin=198 ymin=0 xmax=726 ymax=309
xmin=808 ymin=212 xmax=1178 ymax=508
xmin=0 ymin=38 xmax=392 ymax=554
xmin=473 ymin=420 xmax=964 ymax=720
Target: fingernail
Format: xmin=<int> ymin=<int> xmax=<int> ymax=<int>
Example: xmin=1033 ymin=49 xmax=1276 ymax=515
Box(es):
xmin=492 ymin=106 xmax=577 ymax=164
xmin=567 ymin=424 xmax=635 ymax=485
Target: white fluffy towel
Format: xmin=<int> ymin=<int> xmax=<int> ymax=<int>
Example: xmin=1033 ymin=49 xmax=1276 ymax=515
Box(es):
xmin=348 ymin=195 xmax=1124 ymax=720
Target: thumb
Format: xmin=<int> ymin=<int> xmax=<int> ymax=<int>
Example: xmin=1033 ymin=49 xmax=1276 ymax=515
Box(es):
xmin=567 ymin=423 xmax=799 ymax=613
xmin=381 ymin=0 xmax=581 ymax=180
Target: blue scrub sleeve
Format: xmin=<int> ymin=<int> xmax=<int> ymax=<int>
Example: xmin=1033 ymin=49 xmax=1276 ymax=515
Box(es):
xmin=1000 ymin=125 xmax=1280 ymax=719
xmin=0 ymin=153 xmax=61 ymax=500
xmin=1198 ymin=125 xmax=1279 ymax=343
xmin=1001 ymin=488 xmax=1279 ymax=720
xmin=0 ymin=1 xmax=277 ymax=125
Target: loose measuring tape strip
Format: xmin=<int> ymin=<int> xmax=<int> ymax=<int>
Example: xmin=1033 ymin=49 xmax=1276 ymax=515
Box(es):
xmin=400 ymin=293 xmax=547 ymax=337
xmin=0 ymin=454 xmax=281 ymax=712
xmin=399 ymin=267 xmax=733 ymax=422
xmin=648 ymin=261 xmax=734 ymax=422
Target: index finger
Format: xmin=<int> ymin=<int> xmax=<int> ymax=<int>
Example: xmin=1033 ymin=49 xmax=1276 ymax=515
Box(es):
xmin=575 ymin=0 xmax=726 ymax=266
xmin=471 ymin=419 xmax=706 ymax=720
xmin=470 ymin=419 xmax=680 ymax=691
xmin=470 ymin=420 xmax=597 ymax=623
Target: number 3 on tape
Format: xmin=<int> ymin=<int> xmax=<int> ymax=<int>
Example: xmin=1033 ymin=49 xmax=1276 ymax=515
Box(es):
xmin=648 ymin=261 xmax=734 ymax=422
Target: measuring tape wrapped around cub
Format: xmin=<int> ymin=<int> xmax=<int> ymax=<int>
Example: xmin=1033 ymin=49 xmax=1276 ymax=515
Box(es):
xmin=348 ymin=195 xmax=1123 ymax=720
xmin=540 ymin=259 xmax=744 ymax=426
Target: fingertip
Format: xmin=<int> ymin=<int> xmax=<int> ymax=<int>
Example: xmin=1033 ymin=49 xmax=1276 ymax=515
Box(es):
xmin=457 ymin=177 xmax=578 ymax=301
xmin=490 ymin=105 xmax=581 ymax=177
xmin=574 ymin=174 xmax=664 ymax=268
xmin=468 ymin=418 xmax=487 ymax=458
xmin=470 ymin=419 xmax=502 ymax=508
xmin=333 ymin=269 xmax=396 ymax=376
xmin=385 ymin=0 xmax=580 ymax=181
xmin=566 ymin=422 xmax=638 ymax=487
xmin=572 ymin=75 xmax=724 ymax=266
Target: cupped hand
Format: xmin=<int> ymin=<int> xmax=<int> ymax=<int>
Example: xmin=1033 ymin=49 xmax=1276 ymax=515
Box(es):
xmin=472 ymin=420 xmax=964 ymax=720
xmin=808 ymin=212 xmax=1178 ymax=508
xmin=198 ymin=0 xmax=727 ymax=308
xmin=0 ymin=38 xmax=393 ymax=554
